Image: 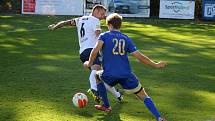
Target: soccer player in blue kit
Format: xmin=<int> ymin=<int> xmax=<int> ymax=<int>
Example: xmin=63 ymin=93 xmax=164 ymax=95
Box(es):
xmin=84 ymin=13 xmax=167 ymax=121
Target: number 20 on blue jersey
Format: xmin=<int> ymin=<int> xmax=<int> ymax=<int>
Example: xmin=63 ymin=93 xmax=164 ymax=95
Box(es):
xmin=112 ymin=38 xmax=125 ymax=55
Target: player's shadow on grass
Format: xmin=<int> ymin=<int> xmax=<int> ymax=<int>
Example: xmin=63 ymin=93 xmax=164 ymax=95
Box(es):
xmin=96 ymin=102 xmax=127 ymax=121
xmin=73 ymin=109 xmax=94 ymax=118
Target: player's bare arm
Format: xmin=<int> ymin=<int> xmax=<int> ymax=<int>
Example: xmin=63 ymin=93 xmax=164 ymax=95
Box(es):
xmin=83 ymin=40 xmax=104 ymax=68
xmin=132 ymin=50 xmax=167 ymax=68
xmin=48 ymin=19 xmax=76 ymax=30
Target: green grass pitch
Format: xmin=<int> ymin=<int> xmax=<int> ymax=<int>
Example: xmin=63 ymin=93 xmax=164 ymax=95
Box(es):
xmin=0 ymin=14 xmax=215 ymax=121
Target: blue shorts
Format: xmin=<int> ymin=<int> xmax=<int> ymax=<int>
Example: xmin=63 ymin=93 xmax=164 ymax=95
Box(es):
xmin=80 ymin=48 xmax=101 ymax=66
xmin=99 ymin=72 xmax=142 ymax=93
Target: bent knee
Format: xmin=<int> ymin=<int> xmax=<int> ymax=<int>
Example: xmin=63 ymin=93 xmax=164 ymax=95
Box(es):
xmin=135 ymin=88 xmax=148 ymax=100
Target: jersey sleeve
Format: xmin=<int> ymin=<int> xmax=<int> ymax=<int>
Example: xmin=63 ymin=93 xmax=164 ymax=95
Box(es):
xmin=93 ymin=19 xmax=101 ymax=31
xmin=127 ymin=38 xmax=137 ymax=53
xmin=98 ymin=33 xmax=106 ymax=42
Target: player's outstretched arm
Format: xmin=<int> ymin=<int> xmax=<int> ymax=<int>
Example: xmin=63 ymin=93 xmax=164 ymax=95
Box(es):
xmin=48 ymin=19 xmax=76 ymax=30
xmin=131 ymin=50 xmax=167 ymax=68
xmin=83 ymin=40 xmax=104 ymax=68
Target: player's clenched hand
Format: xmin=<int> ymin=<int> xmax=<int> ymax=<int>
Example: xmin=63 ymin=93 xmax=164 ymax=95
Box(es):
xmin=83 ymin=61 xmax=90 ymax=69
xmin=155 ymin=61 xmax=167 ymax=68
xmin=48 ymin=24 xmax=56 ymax=30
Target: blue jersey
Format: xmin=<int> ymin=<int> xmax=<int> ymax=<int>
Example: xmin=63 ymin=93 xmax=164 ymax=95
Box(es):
xmin=98 ymin=30 xmax=137 ymax=78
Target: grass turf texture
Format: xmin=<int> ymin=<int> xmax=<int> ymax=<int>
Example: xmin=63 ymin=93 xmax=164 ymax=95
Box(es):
xmin=0 ymin=14 xmax=215 ymax=121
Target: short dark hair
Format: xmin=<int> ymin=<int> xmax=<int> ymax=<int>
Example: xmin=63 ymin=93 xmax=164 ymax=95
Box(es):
xmin=106 ymin=13 xmax=122 ymax=29
xmin=92 ymin=4 xmax=107 ymax=13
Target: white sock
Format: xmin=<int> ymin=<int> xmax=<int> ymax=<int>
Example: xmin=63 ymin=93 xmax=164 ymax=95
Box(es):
xmin=89 ymin=70 xmax=97 ymax=91
xmin=104 ymin=82 xmax=120 ymax=98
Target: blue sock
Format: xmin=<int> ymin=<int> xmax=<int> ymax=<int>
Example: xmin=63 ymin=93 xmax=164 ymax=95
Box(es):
xmin=97 ymin=82 xmax=110 ymax=107
xmin=144 ymin=96 xmax=160 ymax=120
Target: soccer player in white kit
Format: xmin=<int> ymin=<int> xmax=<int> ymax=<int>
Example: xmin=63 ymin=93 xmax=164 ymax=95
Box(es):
xmin=48 ymin=5 xmax=122 ymax=103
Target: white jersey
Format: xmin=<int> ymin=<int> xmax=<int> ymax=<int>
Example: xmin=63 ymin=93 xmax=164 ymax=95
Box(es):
xmin=75 ymin=15 xmax=101 ymax=54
